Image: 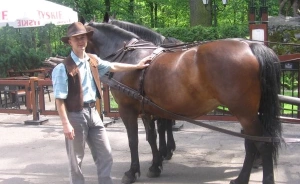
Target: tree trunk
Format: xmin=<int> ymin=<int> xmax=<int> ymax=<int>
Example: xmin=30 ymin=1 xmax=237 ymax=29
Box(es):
xmin=154 ymin=3 xmax=158 ymax=27
xmin=104 ymin=0 xmax=111 ymax=13
xmin=189 ymin=0 xmax=211 ymax=26
xmin=128 ymin=0 xmax=134 ymax=22
xmin=149 ymin=2 xmax=154 ymax=27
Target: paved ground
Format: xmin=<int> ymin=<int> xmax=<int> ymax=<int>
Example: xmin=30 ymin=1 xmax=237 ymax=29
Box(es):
xmin=0 ymin=114 xmax=300 ymax=184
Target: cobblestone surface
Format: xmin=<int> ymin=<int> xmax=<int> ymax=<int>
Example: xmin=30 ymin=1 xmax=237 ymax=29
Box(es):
xmin=0 ymin=114 xmax=300 ymax=184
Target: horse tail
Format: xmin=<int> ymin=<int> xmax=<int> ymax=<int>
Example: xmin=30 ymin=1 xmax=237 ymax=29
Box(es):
xmin=249 ymin=43 xmax=282 ymax=164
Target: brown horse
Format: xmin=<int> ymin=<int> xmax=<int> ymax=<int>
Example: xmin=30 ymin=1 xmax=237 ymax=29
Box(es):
xmin=101 ymin=13 xmax=182 ymax=161
xmin=85 ymin=22 xmax=282 ymax=184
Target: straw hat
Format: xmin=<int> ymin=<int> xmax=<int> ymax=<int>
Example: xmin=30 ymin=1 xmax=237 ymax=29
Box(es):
xmin=61 ymin=22 xmax=93 ymax=44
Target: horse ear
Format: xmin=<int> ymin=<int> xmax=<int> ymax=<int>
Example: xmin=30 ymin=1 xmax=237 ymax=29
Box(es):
xmin=103 ymin=12 xmax=109 ymax=23
xmin=79 ymin=15 xmax=86 ymax=24
xmin=85 ymin=26 xmax=94 ymax=33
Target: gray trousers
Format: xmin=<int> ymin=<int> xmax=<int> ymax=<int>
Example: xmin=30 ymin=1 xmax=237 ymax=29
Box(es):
xmin=66 ymin=107 xmax=113 ymax=184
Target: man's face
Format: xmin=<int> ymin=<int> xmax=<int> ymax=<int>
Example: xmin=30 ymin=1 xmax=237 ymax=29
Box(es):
xmin=68 ymin=34 xmax=88 ymax=53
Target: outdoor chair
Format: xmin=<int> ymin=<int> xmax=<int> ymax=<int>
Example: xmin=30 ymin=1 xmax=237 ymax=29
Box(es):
xmin=0 ymin=85 xmax=26 ymax=109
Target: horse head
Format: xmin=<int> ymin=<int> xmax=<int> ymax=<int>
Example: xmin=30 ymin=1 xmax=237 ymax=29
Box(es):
xmin=85 ymin=22 xmax=154 ymax=64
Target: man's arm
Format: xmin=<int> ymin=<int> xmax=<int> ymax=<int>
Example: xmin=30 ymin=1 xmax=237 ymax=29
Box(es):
xmin=109 ymin=56 xmax=151 ymax=72
xmin=56 ymin=99 xmax=75 ymax=140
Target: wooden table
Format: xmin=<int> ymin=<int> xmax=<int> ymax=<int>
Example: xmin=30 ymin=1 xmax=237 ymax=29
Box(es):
xmin=7 ymin=68 xmax=46 ymax=77
xmin=0 ymin=76 xmax=30 ymax=80
xmin=20 ymin=68 xmax=46 ymax=77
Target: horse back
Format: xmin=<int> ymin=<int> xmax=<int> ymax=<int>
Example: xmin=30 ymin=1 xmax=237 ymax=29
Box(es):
xmin=142 ymin=40 xmax=261 ymax=118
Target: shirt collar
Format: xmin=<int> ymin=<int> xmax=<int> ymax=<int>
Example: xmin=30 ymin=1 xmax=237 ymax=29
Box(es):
xmin=70 ymin=51 xmax=90 ymax=66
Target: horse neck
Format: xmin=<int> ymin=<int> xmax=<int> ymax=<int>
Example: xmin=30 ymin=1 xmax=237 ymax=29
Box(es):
xmin=90 ymin=30 xmax=133 ymax=59
xmin=94 ymin=37 xmax=131 ymax=59
xmin=111 ymin=20 xmax=165 ymax=45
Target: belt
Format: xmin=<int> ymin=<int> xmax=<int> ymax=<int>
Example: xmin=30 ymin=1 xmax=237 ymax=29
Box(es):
xmin=83 ymin=101 xmax=96 ymax=108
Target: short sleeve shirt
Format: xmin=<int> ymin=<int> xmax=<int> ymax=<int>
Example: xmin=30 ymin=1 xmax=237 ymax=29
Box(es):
xmin=52 ymin=51 xmax=112 ymax=101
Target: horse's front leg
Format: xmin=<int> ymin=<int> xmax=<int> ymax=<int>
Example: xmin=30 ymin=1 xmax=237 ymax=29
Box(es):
xmin=119 ymin=108 xmax=140 ymax=184
xmin=142 ymin=115 xmax=163 ymax=178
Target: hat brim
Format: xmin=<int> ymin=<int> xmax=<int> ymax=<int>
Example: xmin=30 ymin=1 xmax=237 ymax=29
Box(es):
xmin=61 ymin=30 xmax=93 ymax=44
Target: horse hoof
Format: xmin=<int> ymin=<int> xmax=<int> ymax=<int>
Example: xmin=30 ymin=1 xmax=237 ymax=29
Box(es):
xmin=121 ymin=171 xmax=139 ymax=184
xmin=147 ymin=170 xmax=161 ymax=178
xmin=122 ymin=175 xmax=136 ymax=184
xmin=164 ymin=152 xmax=173 ymax=160
xmin=147 ymin=166 xmax=161 ymax=178
xmin=229 ymin=180 xmax=236 ymax=184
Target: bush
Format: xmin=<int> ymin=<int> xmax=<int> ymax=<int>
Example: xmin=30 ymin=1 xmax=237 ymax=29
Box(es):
xmin=156 ymin=24 xmax=249 ymax=42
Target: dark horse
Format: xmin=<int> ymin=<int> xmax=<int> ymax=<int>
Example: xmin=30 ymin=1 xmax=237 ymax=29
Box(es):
xmin=102 ymin=12 xmax=183 ymax=45
xmin=101 ymin=13 xmax=183 ymax=161
xmin=85 ymin=22 xmax=282 ymax=184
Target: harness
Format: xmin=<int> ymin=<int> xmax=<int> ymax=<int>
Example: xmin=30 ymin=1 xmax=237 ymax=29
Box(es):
xmin=101 ymin=38 xmax=299 ymax=144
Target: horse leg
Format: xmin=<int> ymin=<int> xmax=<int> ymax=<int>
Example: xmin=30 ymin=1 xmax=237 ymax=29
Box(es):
xmin=232 ymin=141 xmax=275 ymax=184
xmin=165 ymin=119 xmax=176 ymax=160
xmin=157 ymin=118 xmax=167 ymax=159
xmin=255 ymin=142 xmax=275 ymax=184
xmin=241 ymin=129 xmax=262 ymax=169
xmin=230 ymin=139 xmax=259 ymax=184
xmin=142 ymin=115 xmax=163 ymax=178
xmin=231 ymin=124 xmax=275 ymax=184
xmin=119 ymin=108 xmax=140 ymax=184
xmin=157 ymin=118 xmax=176 ymax=160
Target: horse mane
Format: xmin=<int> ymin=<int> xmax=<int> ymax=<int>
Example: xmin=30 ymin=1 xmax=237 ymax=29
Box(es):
xmin=110 ymin=20 xmax=165 ymax=45
xmin=88 ymin=22 xmax=140 ymax=40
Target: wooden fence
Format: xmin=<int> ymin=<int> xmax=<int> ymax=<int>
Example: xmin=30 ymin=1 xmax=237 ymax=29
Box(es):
xmin=1 ymin=54 xmax=300 ymax=124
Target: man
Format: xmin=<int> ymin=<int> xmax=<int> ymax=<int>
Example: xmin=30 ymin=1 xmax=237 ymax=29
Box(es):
xmin=52 ymin=22 xmax=150 ymax=184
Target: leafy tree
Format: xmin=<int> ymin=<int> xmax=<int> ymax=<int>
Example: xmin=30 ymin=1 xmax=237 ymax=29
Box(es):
xmin=189 ymin=0 xmax=211 ymax=26
xmin=0 ymin=0 xmax=287 ymax=78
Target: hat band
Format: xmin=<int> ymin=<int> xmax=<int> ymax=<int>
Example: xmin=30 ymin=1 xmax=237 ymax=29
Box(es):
xmin=68 ymin=30 xmax=88 ymax=37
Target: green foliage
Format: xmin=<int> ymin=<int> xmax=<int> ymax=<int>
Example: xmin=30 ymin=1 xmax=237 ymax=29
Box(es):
xmin=281 ymin=72 xmax=299 ymax=90
xmin=0 ymin=0 xmax=289 ymax=78
xmin=156 ymin=24 xmax=249 ymax=42
xmin=269 ymin=29 xmax=300 ymax=55
xmin=0 ymin=26 xmax=56 ymax=77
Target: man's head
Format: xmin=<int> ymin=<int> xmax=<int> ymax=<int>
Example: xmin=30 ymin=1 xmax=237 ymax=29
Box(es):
xmin=61 ymin=22 xmax=93 ymax=44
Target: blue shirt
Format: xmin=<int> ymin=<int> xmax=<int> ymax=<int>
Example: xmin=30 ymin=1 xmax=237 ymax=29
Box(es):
xmin=52 ymin=51 xmax=112 ymax=102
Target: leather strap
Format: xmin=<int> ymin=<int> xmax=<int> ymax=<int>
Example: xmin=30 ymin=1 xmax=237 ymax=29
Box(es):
xmin=101 ymin=74 xmax=300 ymax=143
xmin=88 ymin=54 xmax=103 ymax=99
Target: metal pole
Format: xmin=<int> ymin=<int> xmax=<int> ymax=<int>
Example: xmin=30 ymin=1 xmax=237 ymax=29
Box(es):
xmin=213 ymin=0 xmax=217 ymax=26
xmin=249 ymin=0 xmax=256 ymax=23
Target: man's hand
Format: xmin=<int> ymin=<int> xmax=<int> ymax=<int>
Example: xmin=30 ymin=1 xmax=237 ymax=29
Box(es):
xmin=136 ymin=56 xmax=151 ymax=69
xmin=63 ymin=123 xmax=75 ymax=140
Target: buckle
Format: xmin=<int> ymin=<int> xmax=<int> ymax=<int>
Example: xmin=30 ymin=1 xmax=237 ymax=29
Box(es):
xmin=83 ymin=102 xmax=96 ymax=108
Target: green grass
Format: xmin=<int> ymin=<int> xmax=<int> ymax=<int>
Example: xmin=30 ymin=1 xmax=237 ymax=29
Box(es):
xmin=110 ymin=98 xmax=118 ymax=109
xmin=281 ymin=90 xmax=299 ymax=115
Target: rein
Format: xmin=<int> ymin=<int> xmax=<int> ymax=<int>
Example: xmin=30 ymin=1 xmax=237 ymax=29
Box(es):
xmin=102 ymin=38 xmax=211 ymax=62
xmin=100 ymin=38 xmax=300 ymax=143
xmin=101 ymin=74 xmax=285 ymax=143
